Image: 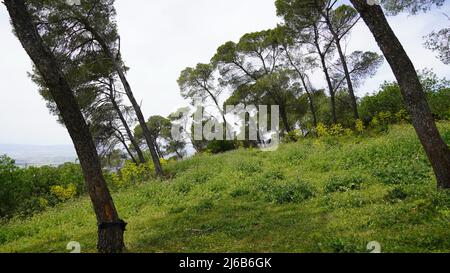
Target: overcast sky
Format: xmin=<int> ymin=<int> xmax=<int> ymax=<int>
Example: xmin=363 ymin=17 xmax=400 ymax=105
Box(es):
xmin=0 ymin=0 xmax=449 ymax=145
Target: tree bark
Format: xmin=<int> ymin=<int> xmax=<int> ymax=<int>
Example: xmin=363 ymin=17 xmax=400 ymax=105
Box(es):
xmin=4 ymin=0 xmax=126 ymax=252
xmin=80 ymin=20 xmax=163 ymax=176
xmin=350 ymin=0 xmax=450 ymax=189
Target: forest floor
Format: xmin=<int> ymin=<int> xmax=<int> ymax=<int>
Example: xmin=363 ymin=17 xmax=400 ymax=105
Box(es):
xmin=1 ymin=122 xmax=450 ymax=253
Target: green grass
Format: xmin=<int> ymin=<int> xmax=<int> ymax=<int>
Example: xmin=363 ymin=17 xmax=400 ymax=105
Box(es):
xmin=1 ymin=122 xmax=450 ymax=253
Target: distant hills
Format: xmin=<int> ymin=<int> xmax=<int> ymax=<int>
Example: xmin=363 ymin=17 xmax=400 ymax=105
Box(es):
xmin=0 ymin=144 xmax=77 ymax=167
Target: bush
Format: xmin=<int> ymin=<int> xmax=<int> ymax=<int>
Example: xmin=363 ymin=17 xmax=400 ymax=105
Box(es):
xmin=316 ymin=123 xmax=353 ymax=138
xmin=111 ymin=161 xmax=150 ymax=189
xmin=207 ymin=140 xmax=237 ymax=154
xmin=283 ymin=130 xmax=303 ymax=143
xmin=428 ymin=88 xmax=450 ymax=120
xmin=359 ymin=82 xmax=405 ymax=124
xmin=0 ymin=155 xmax=85 ymax=219
xmin=50 ymin=184 xmax=77 ymax=201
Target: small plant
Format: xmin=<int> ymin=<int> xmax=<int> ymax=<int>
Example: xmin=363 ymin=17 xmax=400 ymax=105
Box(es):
xmin=316 ymin=123 xmax=329 ymax=137
xmin=264 ymin=169 xmax=285 ymax=181
xmin=329 ymin=124 xmax=345 ymax=136
xmin=324 ymin=175 xmax=365 ymax=193
xmin=395 ymin=109 xmax=409 ymax=123
xmin=260 ymin=178 xmax=315 ymax=204
xmin=385 ymin=187 xmax=408 ymax=203
xmin=283 ymin=130 xmax=303 ymax=143
xmin=355 ymin=119 xmax=365 ymax=134
xmin=193 ymin=199 xmax=214 ymax=212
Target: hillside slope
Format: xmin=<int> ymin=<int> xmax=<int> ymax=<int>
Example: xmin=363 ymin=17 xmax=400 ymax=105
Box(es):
xmin=1 ymin=123 xmax=450 ymax=253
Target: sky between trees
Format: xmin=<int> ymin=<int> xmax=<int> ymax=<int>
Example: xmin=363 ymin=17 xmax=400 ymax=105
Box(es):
xmin=0 ymin=0 xmax=448 ymax=145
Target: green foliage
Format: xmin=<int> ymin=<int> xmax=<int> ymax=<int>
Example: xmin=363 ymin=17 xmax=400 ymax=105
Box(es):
xmin=360 ymin=72 xmax=450 ymax=126
xmin=0 ymin=158 xmax=84 ymax=219
xmin=385 ymin=187 xmax=408 ymax=203
xmin=359 ymin=82 xmax=405 ymax=123
xmin=50 ymin=184 xmax=77 ymax=202
xmin=110 ymin=161 xmax=150 ymax=189
xmin=324 ymin=175 xmax=366 ymax=193
xmin=283 ymin=130 xmax=303 ymax=143
xmin=428 ymin=88 xmax=450 ymax=120
xmin=206 ymin=140 xmax=237 ymax=154
xmin=259 ymin=178 xmax=315 ymax=204
xmin=316 ymin=123 xmax=353 ymax=137
xmin=1 ymin=122 xmax=450 ymax=253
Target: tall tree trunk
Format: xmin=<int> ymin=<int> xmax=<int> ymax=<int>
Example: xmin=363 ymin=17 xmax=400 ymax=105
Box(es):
xmin=112 ymin=62 xmax=163 ymax=175
xmin=335 ymin=39 xmax=359 ymax=120
xmin=323 ymin=16 xmax=360 ymax=120
xmin=313 ymin=25 xmax=337 ymax=124
xmin=202 ymin=85 xmax=230 ymax=139
xmin=80 ymin=20 xmax=163 ymax=176
xmin=318 ymin=52 xmax=337 ymax=124
xmin=279 ymin=103 xmax=292 ymax=133
xmin=5 ymin=0 xmax=126 ymax=252
xmin=299 ymin=74 xmax=318 ymax=127
xmin=110 ymin=95 xmax=146 ymax=164
xmin=350 ymin=0 xmax=450 ymax=189
xmin=284 ymin=50 xmax=318 ymax=127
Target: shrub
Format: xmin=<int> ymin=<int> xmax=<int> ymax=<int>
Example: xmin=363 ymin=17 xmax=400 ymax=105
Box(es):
xmin=111 ymin=161 xmax=150 ymax=188
xmin=283 ymin=130 xmax=303 ymax=143
xmin=50 ymin=184 xmax=77 ymax=201
xmin=207 ymin=140 xmax=237 ymax=154
xmin=316 ymin=123 xmax=329 ymax=137
xmin=359 ymin=82 xmax=405 ymax=123
xmin=355 ymin=119 xmax=364 ymax=134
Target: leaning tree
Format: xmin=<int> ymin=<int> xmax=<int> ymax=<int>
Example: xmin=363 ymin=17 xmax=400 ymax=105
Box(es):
xmin=4 ymin=0 xmax=126 ymax=252
xmin=27 ymin=0 xmax=163 ymax=175
xmin=349 ymin=0 xmax=450 ymax=188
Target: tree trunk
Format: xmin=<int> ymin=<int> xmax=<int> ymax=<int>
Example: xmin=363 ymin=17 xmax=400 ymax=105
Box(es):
xmin=313 ymin=25 xmax=337 ymax=124
xmin=279 ymin=103 xmax=292 ymax=133
xmin=80 ymin=21 xmax=163 ymax=176
xmin=284 ymin=50 xmax=318 ymax=127
xmin=110 ymin=96 xmax=146 ymax=164
xmin=300 ymin=75 xmax=318 ymax=127
xmin=318 ymin=53 xmax=337 ymax=124
xmin=335 ymin=39 xmax=359 ymax=120
xmin=203 ymin=86 xmax=230 ymax=139
xmin=112 ymin=63 xmax=163 ymax=176
xmin=5 ymin=0 xmax=126 ymax=252
xmin=350 ymin=0 xmax=450 ymax=189
xmin=324 ymin=16 xmax=360 ymax=120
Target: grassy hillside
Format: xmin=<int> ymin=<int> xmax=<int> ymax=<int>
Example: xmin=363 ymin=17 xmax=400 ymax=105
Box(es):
xmin=1 ymin=122 xmax=450 ymax=253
